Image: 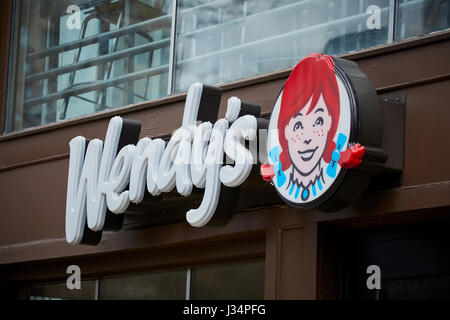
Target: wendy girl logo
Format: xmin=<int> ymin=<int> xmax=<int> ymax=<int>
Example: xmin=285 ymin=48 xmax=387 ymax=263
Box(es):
xmin=264 ymin=53 xmax=366 ymax=208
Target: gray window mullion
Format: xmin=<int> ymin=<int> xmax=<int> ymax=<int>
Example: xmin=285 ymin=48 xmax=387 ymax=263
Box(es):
xmin=168 ymin=0 xmax=179 ymax=95
xmin=185 ymin=268 xmax=192 ymax=300
xmin=95 ymin=279 xmax=100 ymax=300
xmin=388 ymin=0 xmax=397 ymax=43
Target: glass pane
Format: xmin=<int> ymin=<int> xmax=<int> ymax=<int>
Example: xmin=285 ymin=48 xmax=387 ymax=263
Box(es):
xmin=382 ymin=275 xmax=450 ymax=300
xmin=395 ymin=0 xmax=450 ymax=41
xmin=6 ymin=0 xmax=173 ymax=132
xmin=19 ymin=280 xmax=97 ymax=300
xmin=174 ymin=0 xmax=390 ymax=92
xmin=191 ymin=261 xmax=264 ymax=300
xmin=99 ymin=270 xmax=187 ymax=300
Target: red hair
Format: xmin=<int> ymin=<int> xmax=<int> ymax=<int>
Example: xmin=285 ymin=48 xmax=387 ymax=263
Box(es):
xmin=278 ymin=53 xmax=340 ymax=171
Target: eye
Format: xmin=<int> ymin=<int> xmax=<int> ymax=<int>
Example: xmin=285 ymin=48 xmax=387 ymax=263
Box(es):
xmin=314 ymin=117 xmax=324 ymax=126
xmin=293 ymin=121 xmax=303 ymax=131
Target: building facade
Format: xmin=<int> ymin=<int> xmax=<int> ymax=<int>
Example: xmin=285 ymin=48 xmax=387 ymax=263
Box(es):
xmin=0 ymin=0 xmax=449 ymax=300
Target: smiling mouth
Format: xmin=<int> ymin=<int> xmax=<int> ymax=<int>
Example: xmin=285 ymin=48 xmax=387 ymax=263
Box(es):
xmin=298 ymin=147 xmax=318 ymax=161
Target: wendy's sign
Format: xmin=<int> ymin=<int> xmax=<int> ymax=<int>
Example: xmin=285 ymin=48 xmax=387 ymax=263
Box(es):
xmin=265 ymin=53 xmax=362 ymax=208
xmin=65 ymin=53 xmax=402 ymax=245
xmin=263 ymin=53 xmax=397 ymax=211
xmin=65 ymin=83 xmax=267 ymax=245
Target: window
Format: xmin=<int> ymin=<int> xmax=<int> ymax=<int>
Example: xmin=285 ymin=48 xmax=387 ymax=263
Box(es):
xmin=100 ymin=269 xmax=187 ymax=299
xmin=395 ymin=0 xmax=450 ymax=41
xmin=190 ymin=261 xmax=265 ymax=300
xmin=6 ymin=0 xmax=173 ymax=132
xmin=5 ymin=0 xmax=450 ymax=132
xmin=18 ymin=280 xmax=97 ymax=300
xmin=18 ymin=260 xmax=265 ymax=300
xmin=173 ymin=0 xmax=390 ymax=92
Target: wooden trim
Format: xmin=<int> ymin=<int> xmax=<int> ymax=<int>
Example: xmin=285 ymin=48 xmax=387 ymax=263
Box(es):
xmin=336 ymin=29 xmax=450 ymax=60
xmin=274 ymin=223 xmax=317 ymax=299
xmin=264 ymin=225 xmax=278 ymax=299
xmin=0 ymin=207 xmax=271 ymax=266
xmin=0 ymin=152 xmax=69 ymax=172
xmin=375 ymin=72 xmax=450 ymax=93
xmin=1 ymin=181 xmax=448 ymax=266
xmin=0 ymin=29 xmax=449 ymax=142
xmin=0 ymin=0 xmax=13 ymax=134
xmin=0 ymin=234 xmax=266 ymax=284
xmin=0 ymin=92 xmax=187 ymax=141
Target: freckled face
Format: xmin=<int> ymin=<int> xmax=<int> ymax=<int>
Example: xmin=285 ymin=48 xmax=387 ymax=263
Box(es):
xmin=284 ymin=95 xmax=332 ymax=175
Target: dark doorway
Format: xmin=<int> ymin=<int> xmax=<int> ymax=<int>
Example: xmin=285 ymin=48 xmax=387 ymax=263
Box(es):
xmin=343 ymin=222 xmax=450 ymax=300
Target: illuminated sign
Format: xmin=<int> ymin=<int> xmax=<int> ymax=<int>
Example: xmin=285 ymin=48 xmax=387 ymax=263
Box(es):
xmin=66 ymin=53 xmax=399 ymax=245
xmin=65 ymin=83 xmax=266 ymax=245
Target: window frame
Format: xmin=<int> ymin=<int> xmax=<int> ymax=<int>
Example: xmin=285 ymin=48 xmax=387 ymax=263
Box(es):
xmin=8 ymin=232 xmax=266 ymax=300
xmin=0 ymin=0 xmax=14 ymax=134
xmin=1 ymin=0 xmax=449 ymax=136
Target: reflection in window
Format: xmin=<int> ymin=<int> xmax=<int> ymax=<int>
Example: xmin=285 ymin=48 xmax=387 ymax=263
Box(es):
xmin=395 ymin=0 xmax=450 ymax=41
xmin=19 ymin=280 xmax=97 ymax=300
xmin=99 ymin=269 xmax=187 ymax=300
xmin=191 ymin=261 xmax=265 ymax=300
xmin=7 ymin=0 xmax=172 ymax=132
xmin=17 ymin=260 xmax=265 ymax=300
xmin=382 ymin=276 xmax=450 ymax=300
xmin=173 ymin=0 xmax=390 ymax=92
xmin=5 ymin=0 xmax=450 ymax=132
